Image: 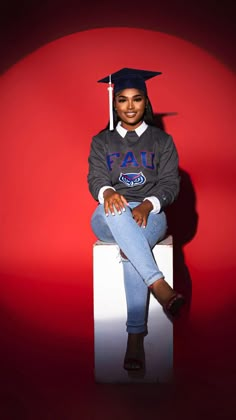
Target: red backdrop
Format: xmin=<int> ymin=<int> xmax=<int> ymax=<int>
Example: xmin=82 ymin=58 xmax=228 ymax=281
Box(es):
xmin=0 ymin=27 xmax=235 ymax=417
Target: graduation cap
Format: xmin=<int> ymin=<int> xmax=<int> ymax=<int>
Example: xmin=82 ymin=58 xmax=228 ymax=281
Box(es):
xmin=97 ymin=67 xmax=162 ymax=130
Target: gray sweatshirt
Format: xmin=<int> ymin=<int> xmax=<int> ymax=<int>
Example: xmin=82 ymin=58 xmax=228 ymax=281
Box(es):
xmin=87 ymin=125 xmax=180 ymax=210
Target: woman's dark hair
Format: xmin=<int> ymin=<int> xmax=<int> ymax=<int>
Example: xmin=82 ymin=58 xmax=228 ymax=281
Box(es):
xmin=100 ymin=94 xmax=156 ymax=132
xmin=143 ymin=97 xmax=155 ymax=126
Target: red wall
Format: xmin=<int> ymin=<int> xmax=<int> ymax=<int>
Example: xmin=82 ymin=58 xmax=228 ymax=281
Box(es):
xmin=0 ymin=7 xmax=235 ymax=419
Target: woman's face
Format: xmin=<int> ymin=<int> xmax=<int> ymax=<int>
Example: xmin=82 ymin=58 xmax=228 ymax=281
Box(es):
xmin=114 ymin=88 xmax=147 ymax=130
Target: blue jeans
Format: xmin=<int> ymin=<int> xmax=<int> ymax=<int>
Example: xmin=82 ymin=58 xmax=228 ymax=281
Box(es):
xmin=91 ymin=202 xmax=167 ymax=333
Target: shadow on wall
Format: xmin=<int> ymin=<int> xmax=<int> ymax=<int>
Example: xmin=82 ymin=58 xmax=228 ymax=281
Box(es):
xmin=154 ymin=113 xmax=199 ymax=318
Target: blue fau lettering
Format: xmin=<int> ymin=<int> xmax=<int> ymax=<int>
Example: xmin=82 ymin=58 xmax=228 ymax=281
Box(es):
xmin=120 ymin=151 xmax=139 ymax=168
xmin=140 ymin=151 xmax=155 ymax=169
xmin=106 ymin=151 xmax=155 ymax=171
xmin=106 ymin=153 xmax=120 ymax=171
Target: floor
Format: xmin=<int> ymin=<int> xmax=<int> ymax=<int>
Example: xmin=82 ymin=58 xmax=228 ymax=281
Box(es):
xmin=0 ymin=305 xmax=235 ymax=420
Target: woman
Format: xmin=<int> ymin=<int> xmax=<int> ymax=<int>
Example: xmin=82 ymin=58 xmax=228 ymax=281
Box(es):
xmin=87 ymin=68 xmax=185 ymax=371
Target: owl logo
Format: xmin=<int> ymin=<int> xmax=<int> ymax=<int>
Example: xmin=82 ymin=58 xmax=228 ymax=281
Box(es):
xmin=119 ymin=172 xmax=146 ymax=187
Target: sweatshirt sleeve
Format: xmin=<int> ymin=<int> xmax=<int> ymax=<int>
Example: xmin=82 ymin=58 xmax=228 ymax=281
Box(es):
xmin=87 ymin=135 xmax=112 ymax=201
xmin=153 ymin=135 xmax=180 ymax=209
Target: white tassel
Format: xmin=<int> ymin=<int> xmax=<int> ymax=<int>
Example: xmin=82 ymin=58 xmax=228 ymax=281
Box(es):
xmin=107 ymin=75 xmax=114 ymax=130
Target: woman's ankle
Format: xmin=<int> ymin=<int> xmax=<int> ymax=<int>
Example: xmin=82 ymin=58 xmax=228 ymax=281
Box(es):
xmin=149 ymin=278 xmax=176 ymax=306
xmin=126 ymin=333 xmax=145 ymax=355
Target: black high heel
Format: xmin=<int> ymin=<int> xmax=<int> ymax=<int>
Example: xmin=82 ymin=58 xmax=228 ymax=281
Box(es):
xmin=165 ymin=293 xmax=185 ymax=317
xmin=123 ymin=357 xmax=144 ymax=371
xmin=149 ymin=283 xmax=185 ymax=318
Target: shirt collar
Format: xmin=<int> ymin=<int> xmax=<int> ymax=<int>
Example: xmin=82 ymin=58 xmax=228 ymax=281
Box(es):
xmin=116 ymin=121 xmax=148 ymax=138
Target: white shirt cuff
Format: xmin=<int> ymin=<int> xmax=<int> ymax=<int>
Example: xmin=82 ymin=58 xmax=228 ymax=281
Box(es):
xmin=143 ymin=196 xmax=161 ymax=214
xmin=98 ymin=186 xmax=116 ymax=204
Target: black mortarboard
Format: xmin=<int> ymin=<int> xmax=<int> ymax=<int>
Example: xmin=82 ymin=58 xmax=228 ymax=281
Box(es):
xmin=97 ymin=67 xmax=162 ymax=130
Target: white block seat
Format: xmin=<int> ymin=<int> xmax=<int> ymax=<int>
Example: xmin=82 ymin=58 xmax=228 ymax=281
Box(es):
xmin=93 ymin=235 xmax=173 ymax=383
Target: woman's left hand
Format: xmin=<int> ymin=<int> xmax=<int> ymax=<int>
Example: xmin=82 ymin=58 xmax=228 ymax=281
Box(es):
xmin=132 ymin=200 xmax=153 ymax=228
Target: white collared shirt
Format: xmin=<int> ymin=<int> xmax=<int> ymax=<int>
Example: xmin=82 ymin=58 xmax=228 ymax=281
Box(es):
xmin=116 ymin=120 xmax=148 ymax=138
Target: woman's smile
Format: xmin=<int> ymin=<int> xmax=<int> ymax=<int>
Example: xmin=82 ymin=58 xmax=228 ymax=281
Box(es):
xmin=125 ymin=112 xmax=137 ymax=117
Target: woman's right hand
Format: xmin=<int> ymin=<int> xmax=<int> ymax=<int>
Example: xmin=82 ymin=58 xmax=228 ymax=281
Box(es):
xmin=103 ymin=188 xmax=128 ymax=216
